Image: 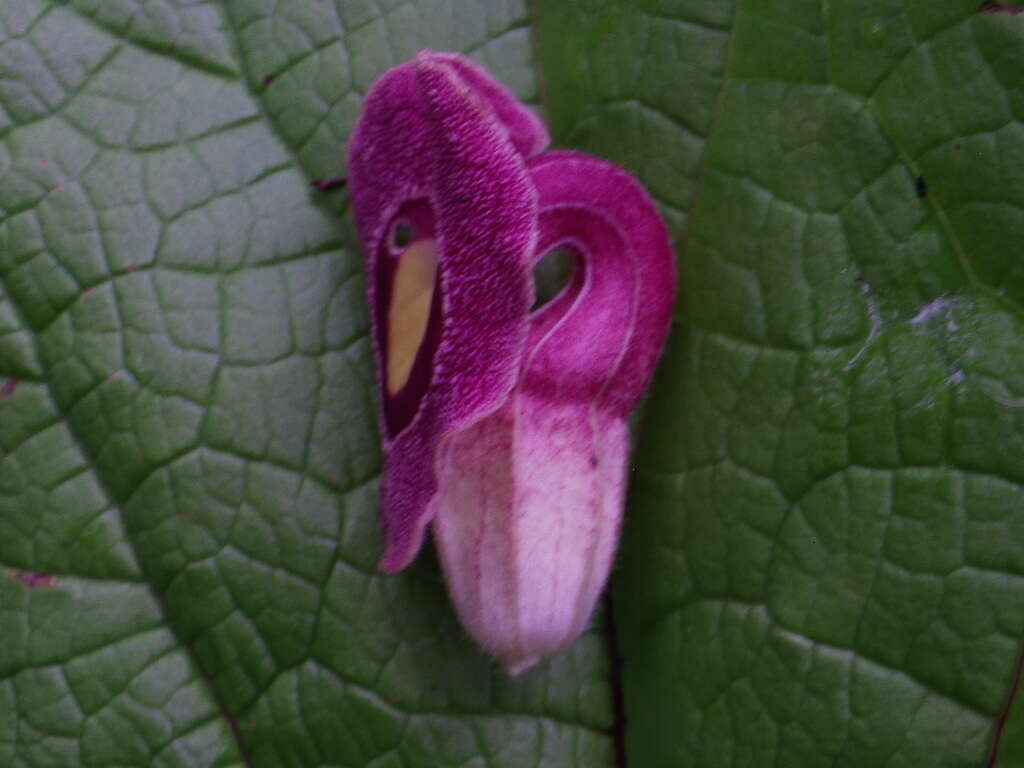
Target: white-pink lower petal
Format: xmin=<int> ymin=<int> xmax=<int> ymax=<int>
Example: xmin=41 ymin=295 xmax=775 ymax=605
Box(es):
xmin=433 ymin=393 xmax=628 ymax=674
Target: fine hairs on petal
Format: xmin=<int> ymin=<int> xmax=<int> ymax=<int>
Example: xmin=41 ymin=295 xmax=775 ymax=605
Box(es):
xmin=348 ymin=52 xmax=541 ymax=573
xmin=347 ymin=52 xmax=676 ymax=672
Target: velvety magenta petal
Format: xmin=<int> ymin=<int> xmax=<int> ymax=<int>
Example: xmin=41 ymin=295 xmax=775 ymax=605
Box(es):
xmin=433 ymin=151 xmax=677 ymax=672
xmin=424 ymin=52 xmax=549 ymax=159
xmin=526 ymin=151 xmax=677 ymax=416
xmin=413 ymin=57 xmax=538 ymax=422
xmin=347 ymin=53 xmax=540 ymax=572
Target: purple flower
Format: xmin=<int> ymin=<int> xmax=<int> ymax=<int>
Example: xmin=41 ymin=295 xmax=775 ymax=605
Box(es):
xmin=348 ymin=52 xmax=676 ymax=673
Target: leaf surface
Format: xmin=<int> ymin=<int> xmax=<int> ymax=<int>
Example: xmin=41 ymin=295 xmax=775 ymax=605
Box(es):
xmin=0 ymin=2 xmax=610 ymax=766
xmin=2 ymin=1 xmax=1024 ymax=767
xmin=542 ymin=1 xmax=1024 ymax=765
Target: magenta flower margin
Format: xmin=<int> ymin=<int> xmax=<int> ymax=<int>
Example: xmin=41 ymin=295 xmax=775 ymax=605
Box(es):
xmin=347 ymin=51 xmax=676 ymax=674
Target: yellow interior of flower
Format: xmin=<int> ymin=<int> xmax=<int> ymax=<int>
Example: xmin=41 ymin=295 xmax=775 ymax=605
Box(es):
xmin=386 ymin=238 xmax=439 ymax=395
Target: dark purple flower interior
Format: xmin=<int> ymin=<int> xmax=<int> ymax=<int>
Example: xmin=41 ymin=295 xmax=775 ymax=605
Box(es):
xmin=376 ymin=198 xmax=445 ymax=437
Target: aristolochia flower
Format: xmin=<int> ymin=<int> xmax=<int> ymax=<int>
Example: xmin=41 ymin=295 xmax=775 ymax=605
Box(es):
xmin=347 ymin=51 xmax=675 ymax=674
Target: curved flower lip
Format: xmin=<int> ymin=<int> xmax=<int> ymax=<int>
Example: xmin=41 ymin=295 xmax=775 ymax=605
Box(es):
xmin=525 ymin=151 xmax=676 ymax=415
xmin=347 ymin=52 xmax=547 ymax=572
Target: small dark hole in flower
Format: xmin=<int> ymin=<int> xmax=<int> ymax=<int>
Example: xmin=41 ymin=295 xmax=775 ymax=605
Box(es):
xmin=391 ymin=221 xmax=414 ymax=251
xmin=532 ymin=247 xmax=574 ymax=311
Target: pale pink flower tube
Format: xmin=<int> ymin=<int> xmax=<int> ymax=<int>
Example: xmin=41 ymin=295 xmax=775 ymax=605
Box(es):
xmin=347 ymin=52 xmax=676 ymax=673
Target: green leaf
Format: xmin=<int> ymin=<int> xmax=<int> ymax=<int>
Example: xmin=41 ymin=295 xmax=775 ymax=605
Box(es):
xmin=2 ymin=1 xmax=1023 ymax=767
xmin=0 ymin=2 xmax=609 ymax=766
xmin=542 ymin=1 xmax=1024 ymax=765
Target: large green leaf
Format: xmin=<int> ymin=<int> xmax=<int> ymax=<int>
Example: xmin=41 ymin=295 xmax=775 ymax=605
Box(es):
xmin=0 ymin=2 xmax=610 ymax=766
xmin=1 ymin=1 xmax=1022 ymax=766
xmin=541 ymin=1 xmax=1024 ymax=765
